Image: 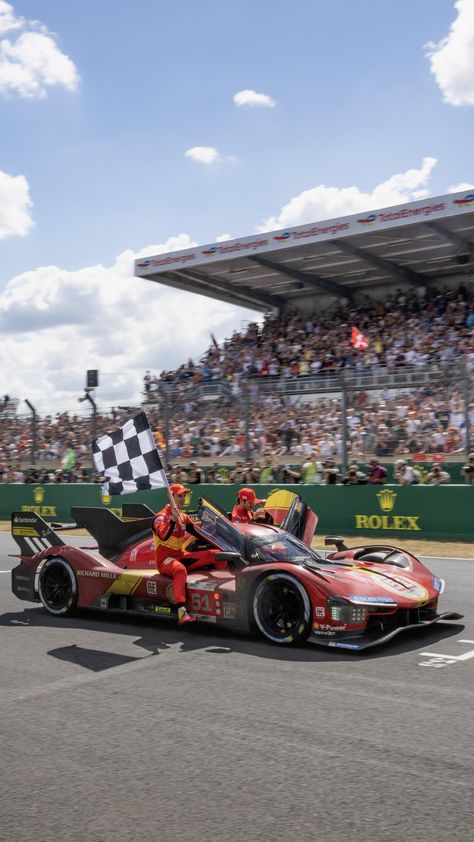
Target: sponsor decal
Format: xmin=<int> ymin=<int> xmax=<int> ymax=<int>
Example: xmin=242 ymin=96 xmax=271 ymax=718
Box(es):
xmin=358 ymin=214 xmax=377 ymax=225
xmin=453 ymin=193 xmax=474 ymax=207
xmin=136 ymin=259 xmax=152 ymax=268
xmin=147 ymin=580 xmax=157 ymax=596
xmin=18 ymin=486 xmax=57 ymax=518
xmin=292 ymin=222 xmax=349 ymax=240
xmin=154 ymin=605 xmax=172 ymax=614
xmin=202 ymin=246 xmax=218 ymax=255
xmin=188 ymin=581 xmax=217 ymax=591
xmin=166 ymin=583 xmax=174 ymax=602
xmin=355 ymin=489 xmax=421 ymax=532
xmin=315 ymin=606 xmax=326 ymax=618
xmin=12 ymin=527 xmax=39 ymax=537
xmin=355 ymin=569 xmax=429 ymax=603
xmin=313 ymin=623 xmax=347 ymax=632
xmin=355 ymin=514 xmax=420 ymax=530
xmin=274 ymin=232 xmax=290 ymax=241
xmin=77 ymin=570 xmax=119 ymax=580
xmin=377 ymin=489 xmax=397 ymax=512
xmin=377 ymin=203 xmax=445 ymax=222
xmin=223 ymin=603 xmax=236 ymax=619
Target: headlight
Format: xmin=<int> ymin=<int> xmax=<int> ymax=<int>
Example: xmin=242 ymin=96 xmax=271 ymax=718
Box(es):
xmin=432 ymin=576 xmax=445 ymax=594
xmin=328 ymin=598 xmax=367 ymax=624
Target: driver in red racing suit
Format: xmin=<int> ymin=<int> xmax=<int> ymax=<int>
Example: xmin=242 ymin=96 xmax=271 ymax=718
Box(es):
xmin=152 ymin=483 xmax=200 ymax=624
xmin=231 ymin=487 xmax=264 ymax=523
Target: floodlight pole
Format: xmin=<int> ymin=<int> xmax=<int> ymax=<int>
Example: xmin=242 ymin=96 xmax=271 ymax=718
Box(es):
xmin=162 ymin=384 xmax=170 ymax=466
xmin=25 ymin=399 xmax=37 ymax=465
xmin=463 ymin=365 xmax=471 ymax=455
xmin=83 ymin=392 xmax=97 ymax=444
xmin=244 ymin=379 xmax=251 ymax=462
xmin=340 ymin=373 xmax=349 ymax=479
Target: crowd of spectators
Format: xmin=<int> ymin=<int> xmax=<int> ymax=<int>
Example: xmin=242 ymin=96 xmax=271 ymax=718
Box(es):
xmin=145 ymin=283 xmax=474 ymax=394
xmin=1 ymin=283 xmax=473 ymax=483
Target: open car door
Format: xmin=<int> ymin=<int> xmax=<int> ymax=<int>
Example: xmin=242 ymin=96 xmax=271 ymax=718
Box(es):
xmin=264 ymin=490 xmax=318 ymax=548
xmin=196 ymin=498 xmax=246 ymax=556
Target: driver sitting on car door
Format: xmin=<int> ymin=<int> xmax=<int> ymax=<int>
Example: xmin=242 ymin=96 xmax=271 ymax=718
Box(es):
xmin=152 ymin=483 xmax=201 ymax=625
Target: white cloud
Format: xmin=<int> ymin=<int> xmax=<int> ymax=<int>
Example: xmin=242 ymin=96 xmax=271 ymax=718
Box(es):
xmin=233 ymin=89 xmax=276 ymax=108
xmin=448 ymin=181 xmax=474 ymax=192
xmin=185 ymin=146 xmax=220 ymax=164
xmin=0 ymin=168 xmax=33 ymax=239
xmin=0 ymin=3 xmax=79 ymax=98
xmin=0 ymin=1 xmax=23 ymax=34
xmin=0 ymin=235 xmax=256 ymax=411
xmin=258 ymin=157 xmax=438 ymax=231
xmin=215 ymin=233 xmax=232 ymax=242
xmin=425 ymin=0 xmax=474 ymax=106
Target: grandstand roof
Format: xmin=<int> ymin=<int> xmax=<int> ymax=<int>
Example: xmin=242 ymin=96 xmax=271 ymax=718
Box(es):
xmin=135 ymin=190 xmax=474 ymax=312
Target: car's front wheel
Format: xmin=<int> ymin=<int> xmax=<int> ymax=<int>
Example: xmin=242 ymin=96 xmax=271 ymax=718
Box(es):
xmin=252 ymin=574 xmax=311 ymax=645
xmin=38 ymin=557 xmax=78 ymax=616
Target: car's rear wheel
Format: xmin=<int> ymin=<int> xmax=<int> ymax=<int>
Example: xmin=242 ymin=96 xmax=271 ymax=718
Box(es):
xmin=252 ymin=574 xmax=311 ymax=645
xmin=38 ymin=557 xmax=78 ymax=616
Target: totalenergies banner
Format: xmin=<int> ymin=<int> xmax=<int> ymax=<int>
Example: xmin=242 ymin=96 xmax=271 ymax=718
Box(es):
xmin=134 ymin=190 xmax=473 ymax=276
xmin=1 ymin=483 xmax=474 ymax=542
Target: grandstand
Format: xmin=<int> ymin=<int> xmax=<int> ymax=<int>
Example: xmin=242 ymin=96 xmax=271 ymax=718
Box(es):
xmin=134 ymin=190 xmax=474 ymax=470
xmin=135 ymin=189 xmax=474 ymax=313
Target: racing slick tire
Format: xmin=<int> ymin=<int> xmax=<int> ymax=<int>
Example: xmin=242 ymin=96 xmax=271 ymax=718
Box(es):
xmin=38 ymin=557 xmax=78 ymax=617
xmin=252 ymin=573 xmax=312 ymax=645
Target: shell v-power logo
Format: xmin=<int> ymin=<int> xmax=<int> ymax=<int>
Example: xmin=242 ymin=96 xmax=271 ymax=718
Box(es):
xmin=355 ymin=489 xmax=421 ymax=531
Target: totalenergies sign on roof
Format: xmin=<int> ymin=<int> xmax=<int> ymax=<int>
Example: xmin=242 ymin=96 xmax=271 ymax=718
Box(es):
xmin=134 ymin=191 xmax=471 ymax=276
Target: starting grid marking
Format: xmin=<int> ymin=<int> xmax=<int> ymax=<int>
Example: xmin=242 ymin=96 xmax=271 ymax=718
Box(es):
xmin=418 ymin=640 xmax=474 ymax=668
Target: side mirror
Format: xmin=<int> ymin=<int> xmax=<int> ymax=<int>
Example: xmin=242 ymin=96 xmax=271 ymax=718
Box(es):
xmin=213 ymin=551 xmax=249 ymax=570
xmin=324 ymin=536 xmax=348 ymax=552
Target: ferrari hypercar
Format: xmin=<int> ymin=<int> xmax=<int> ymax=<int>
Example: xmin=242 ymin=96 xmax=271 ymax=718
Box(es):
xmin=10 ymin=490 xmax=462 ymax=650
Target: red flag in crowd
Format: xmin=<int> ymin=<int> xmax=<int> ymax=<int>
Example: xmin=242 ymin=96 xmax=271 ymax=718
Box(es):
xmin=351 ymin=326 xmax=369 ymax=350
xmin=210 ymin=333 xmax=220 ymax=355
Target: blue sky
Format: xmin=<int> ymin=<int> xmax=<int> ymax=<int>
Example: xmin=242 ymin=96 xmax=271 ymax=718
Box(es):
xmin=0 ymin=0 xmax=473 ymax=411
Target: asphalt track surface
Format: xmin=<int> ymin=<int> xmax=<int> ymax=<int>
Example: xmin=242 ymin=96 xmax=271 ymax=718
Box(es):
xmin=0 ymin=533 xmax=473 ymax=842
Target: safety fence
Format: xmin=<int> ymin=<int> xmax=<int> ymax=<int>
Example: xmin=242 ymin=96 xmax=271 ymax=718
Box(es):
xmin=2 ymin=483 xmax=474 ymax=542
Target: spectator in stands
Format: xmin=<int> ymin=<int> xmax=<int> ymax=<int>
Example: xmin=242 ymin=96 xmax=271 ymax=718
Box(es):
xmin=424 ymin=465 xmax=451 ymax=485
xmin=367 ymin=458 xmax=387 ymax=484
xmin=322 ymin=459 xmax=340 ymax=485
xmin=460 ymin=453 xmax=474 ymax=484
xmin=281 ymin=464 xmax=302 ymax=483
xmin=394 ymin=459 xmax=421 ymax=485
xmin=302 ymin=451 xmax=323 ymax=484
xmin=187 ymin=461 xmax=205 ymax=484
xmin=259 ymin=454 xmax=278 ymax=484
xmin=343 ymin=463 xmax=368 ymax=485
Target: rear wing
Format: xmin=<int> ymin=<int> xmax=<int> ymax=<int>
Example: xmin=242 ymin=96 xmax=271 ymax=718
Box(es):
xmin=11 ymin=511 xmax=65 ymax=558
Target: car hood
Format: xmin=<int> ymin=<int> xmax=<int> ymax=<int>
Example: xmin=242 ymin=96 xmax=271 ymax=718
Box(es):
xmin=315 ymin=563 xmax=434 ymax=605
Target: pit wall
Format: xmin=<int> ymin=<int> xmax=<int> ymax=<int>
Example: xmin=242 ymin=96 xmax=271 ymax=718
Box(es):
xmin=3 ymin=483 xmax=474 ymax=542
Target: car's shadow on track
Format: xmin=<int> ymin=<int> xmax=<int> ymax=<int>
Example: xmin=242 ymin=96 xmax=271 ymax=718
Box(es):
xmin=0 ymin=605 xmax=466 ymax=670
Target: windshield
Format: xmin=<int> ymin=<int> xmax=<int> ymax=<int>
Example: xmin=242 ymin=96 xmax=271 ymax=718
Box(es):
xmin=198 ymin=501 xmax=245 ymax=555
xmin=246 ymin=531 xmax=322 ymax=564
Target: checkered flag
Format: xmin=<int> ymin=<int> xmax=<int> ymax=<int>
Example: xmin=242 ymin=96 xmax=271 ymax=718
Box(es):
xmin=92 ymin=412 xmax=168 ymax=495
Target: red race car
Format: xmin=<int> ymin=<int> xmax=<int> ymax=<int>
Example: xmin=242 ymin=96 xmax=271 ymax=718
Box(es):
xmin=10 ymin=491 xmax=462 ymax=650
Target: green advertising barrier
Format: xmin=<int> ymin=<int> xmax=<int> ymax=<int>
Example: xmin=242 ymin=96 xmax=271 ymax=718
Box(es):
xmin=1 ymin=482 xmax=474 ymax=541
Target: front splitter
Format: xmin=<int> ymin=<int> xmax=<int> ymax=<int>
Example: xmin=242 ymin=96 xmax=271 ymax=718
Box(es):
xmin=310 ymin=612 xmax=464 ymax=651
